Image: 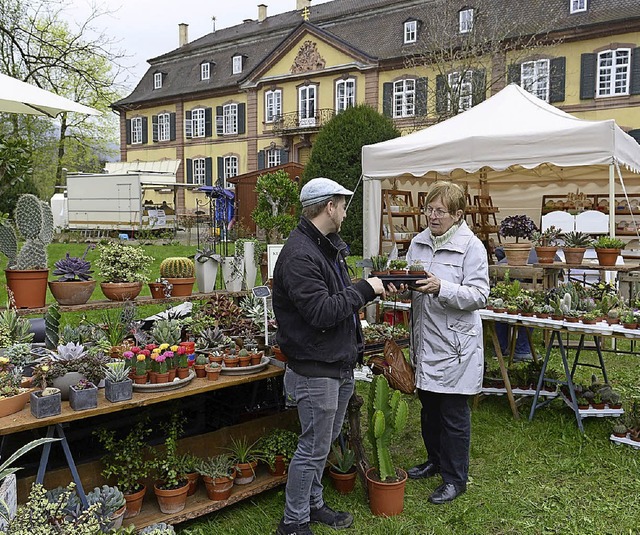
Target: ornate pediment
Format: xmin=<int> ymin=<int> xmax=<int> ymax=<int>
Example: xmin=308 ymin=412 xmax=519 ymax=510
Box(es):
xmin=290 ymin=40 xmax=326 ymax=74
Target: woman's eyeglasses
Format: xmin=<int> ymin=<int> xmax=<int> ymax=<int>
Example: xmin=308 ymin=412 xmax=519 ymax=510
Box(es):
xmin=425 ymin=207 xmax=449 ymax=218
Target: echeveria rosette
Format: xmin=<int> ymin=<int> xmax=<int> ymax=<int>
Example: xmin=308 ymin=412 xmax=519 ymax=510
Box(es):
xmin=499 ymin=215 xmax=538 ymax=243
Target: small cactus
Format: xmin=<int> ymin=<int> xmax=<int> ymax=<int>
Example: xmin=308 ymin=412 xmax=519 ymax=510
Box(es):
xmin=159 ymin=257 xmax=195 ymax=278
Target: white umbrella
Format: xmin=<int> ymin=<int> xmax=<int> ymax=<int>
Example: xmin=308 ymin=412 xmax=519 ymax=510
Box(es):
xmin=0 ymin=72 xmax=100 ymax=117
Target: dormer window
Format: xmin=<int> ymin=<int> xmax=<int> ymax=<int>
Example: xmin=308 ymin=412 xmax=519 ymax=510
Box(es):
xmin=201 ymin=63 xmax=210 ymax=81
xmin=570 ymin=0 xmax=587 ymax=13
xmin=459 ymin=8 xmax=474 ymax=34
xmin=153 ymin=72 xmax=163 ymax=89
xmin=404 ymin=20 xmax=417 ymax=44
xmin=232 ymin=55 xmax=243 ymax=75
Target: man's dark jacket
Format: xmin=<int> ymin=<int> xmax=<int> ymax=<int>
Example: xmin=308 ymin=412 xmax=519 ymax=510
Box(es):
xmin=272 ymin=217 xmax=375 ymax=378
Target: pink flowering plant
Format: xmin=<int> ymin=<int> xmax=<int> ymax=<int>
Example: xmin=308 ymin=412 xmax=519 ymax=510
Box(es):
xmin=122 ymin=351 xmax=134 ymax=370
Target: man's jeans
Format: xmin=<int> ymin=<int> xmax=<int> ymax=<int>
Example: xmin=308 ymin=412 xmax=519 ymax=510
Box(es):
xmin=283 ymin=368 xmax=354 ymax=525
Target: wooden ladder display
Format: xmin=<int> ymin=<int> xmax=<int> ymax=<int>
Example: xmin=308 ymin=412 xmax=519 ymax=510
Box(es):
xmin=379 ymin=189 xmax=419 ymax=254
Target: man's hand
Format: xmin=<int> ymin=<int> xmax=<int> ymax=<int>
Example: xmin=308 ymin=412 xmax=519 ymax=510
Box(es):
xmin=367 ymin=276 xmax=386 ymax=298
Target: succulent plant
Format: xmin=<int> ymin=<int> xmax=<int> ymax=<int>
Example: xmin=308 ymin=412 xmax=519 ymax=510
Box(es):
xmin=499 ymin=214 xmax=537 ymax=242
xmin=592 ymin=236 xmax=626 ymax=250
xmin=370 ymin=254 xmax=389 ymax=272
xmin=195 ymin=326 xmax=230 ymax=349
xmin=139 ymin=522 xmax=176 ymax=534
xmin=52 ymin=245 xmax=95 ymax=281
xmin=196 ymin=454 xmax=236 ymax=479
xmin=86 ymin=484 xmax=126 ymax=526
xmin=52 ymin=342 xmax=87 ymax=362
xmin=150 ymin=318 xmax=182 ymax=346
xmin=104 ymin=361 xmax=129 ymax=383
xmin=159 ymin=257 xmax=195 ymax=278
xmin=562 ymin=231 xmax=593 ymax=248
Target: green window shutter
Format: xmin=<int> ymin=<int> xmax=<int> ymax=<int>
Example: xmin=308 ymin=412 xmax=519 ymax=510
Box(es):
xmin=472 ymin=70 xmax=486 ymax=106
xmin=141 ymin=117 xmax=148 ymax=144
xmin=152 ymin=115 xmax=158 ymax=142
xmin=630 ymin=48 xmax=640 ymax=95
xmin=217 ymin=157 xmax=225 ymax=186
xmin=205 ymin=107 xmax=213 ymax=137
xmin=126 ymin=119 xmax=131 ymax=144
xmin=169 ymin=113 xmax=176 ymax=141
xmin=580 ymin=53 xmax=597 ymax=100
xmin=237 ymin=103 xmax=246 ymax=134
xmin=257 ymin=150 xmax=265 ymax=170
xmin=185 ymin=110 xmax=192 ymax=139
xmin=280 ymin=149 xmax=289 ymax=164
xmin=205 ymin=157 xmax=213 ymax=186
xmin=435 ymin=75 xmax=446 ymax=115
xmin=507 ymin=63 xmax=521 ymax=85
xmin=382 ymin=82 xmax=393 ymax=117
xmin=549 ymin=57 xmax=566 ymax=103
xmin=415 ymin=77 xmax=428 ymax=116
xmin=186 ymin=159 xmax=193 ymax=184
xmin=216 ymin=106 xmax=224 ymax=135
xmin=628 ymin=129 xmax=640 ymax=144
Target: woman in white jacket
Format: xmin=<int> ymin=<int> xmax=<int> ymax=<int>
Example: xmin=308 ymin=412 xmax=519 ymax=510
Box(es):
xmin=404 ymin=181 xmax=489 ymax=504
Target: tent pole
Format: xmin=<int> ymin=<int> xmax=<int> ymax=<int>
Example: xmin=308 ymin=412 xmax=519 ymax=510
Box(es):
xmin=609 ymin=163 xmax=615 ymax=237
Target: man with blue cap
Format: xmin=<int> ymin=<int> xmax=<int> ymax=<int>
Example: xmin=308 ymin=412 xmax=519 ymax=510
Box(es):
xmin=273 ymin=177 xmax=385 ymax=535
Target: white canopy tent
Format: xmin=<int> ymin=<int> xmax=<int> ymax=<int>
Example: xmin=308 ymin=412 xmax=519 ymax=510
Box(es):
xmin=361 ymin=84 xmax=640 ymax=259
xmin=0 ymin=72 xmax=100 ymax=117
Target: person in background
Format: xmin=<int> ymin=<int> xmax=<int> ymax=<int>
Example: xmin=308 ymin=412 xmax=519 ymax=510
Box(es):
xmin=272 ymin=177 xmax=386 ymax=535
xmin=402 ymin=181 xmax=489 ymax=504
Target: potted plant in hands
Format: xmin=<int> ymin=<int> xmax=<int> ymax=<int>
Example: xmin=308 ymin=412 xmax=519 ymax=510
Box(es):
xmin=365 ymin=374 xmax=409 ymax=517
xmin=159 ymin=257 xmax=196 ymax=296
xmin=531 ymin=226 xmax=562 ymax=264
xmin=94 ymin=420 xmax=153 ymax=519
xmin=0 ymin=193 xmax=54 ymax=308
xmin=593 ymin=236 xmax=626 ymax=267
xmin=95 ymin=242 xmax=152 ymax=301
xmin=152 ymin=413 xmax=189 ymax=514
xmin=257 ymin=428 xmax=298 ymax=477
xmin=49 ymin=245 xmax=97 ymax=305
xmin=499 ymin=215 xmax=537 ymax=266
xmin=197 ymin=454 xmax=237 ymax=501
xmin=370 ymin=254 xmax=389 ymax=275
xmin=228 ymin=436 xmax=261 ymax=485
xmin=561 ymin=231 xmax=593 ymax=265
xmin=328 ymin=441 xmax=357 ymax=494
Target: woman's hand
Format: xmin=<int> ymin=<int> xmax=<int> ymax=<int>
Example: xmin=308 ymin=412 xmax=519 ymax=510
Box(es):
xmin=414 ymin=272 xmax=441 ymax=295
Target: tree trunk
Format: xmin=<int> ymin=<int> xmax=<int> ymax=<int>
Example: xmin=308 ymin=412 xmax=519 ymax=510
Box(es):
xmin=56 ymin=113 xmax=68 ymax=187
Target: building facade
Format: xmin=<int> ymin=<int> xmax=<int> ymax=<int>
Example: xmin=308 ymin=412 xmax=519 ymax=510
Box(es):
xmin=112 ymin=0 xmax=640 ymax=214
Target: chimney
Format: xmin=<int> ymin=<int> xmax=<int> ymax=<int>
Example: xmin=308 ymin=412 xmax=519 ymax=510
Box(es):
xmin=178 ymin=23 xmax=189 ymax=47
xmin=258 ymin=4 xmax=267 ymax=22
xmin=297 ymin=0 xmax=310 ymax=10
xmin=212 ymin=16 xmax=216 ymax=33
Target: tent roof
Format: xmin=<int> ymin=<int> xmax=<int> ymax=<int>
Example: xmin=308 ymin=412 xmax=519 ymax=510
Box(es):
xmin=362 ymin=84 xmax=640 ymax=181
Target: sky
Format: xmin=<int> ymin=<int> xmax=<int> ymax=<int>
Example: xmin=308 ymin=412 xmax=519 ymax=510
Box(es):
xmin=66 ymin=0 xmax=333 ymax=91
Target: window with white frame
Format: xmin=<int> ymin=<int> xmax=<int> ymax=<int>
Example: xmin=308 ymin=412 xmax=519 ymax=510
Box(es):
xmin=597 ymin=49 xmax=630 ymax=97
xmin=393 ymin=79 xmax=415 ymax=118
xmin=521 ymin=59 xmax=550 ymax=102
xmin=191 ymin=108 xmax=206 ymax=138
xmin=223 ymin=103 xmax=238 ymax=135
xmin=154 ymin=73 xmax=163 ymax=89
xmin=404 ymin=20 xmax=417 ymax=44
xmin=335 ymin=78 xmax=355 ymax=113
xmin=265 ymin=90 xmax=282 ymax=123
xmin=459 ymin=8 xmax=473 ymax=33
xmin=570 ymin=0 xmax=587 ymax=14
xmin=233 ymin=56 xmax=243 ymax=74
xmin=192 ymin=158 xmax=206 ymax=185
xmin=447 ymin=71 xmax=473 ymax=112
xmin=201 ymin=63 xmax=210 ymax=80
xmin=224 ymin=156 xmax=238 ymax=188
xmin=267 ymin=148 xmax=281 ymax=168
xmin=131 ymin=117 xmax=143 ymax=144
xmin=298 ymin=85 xmax=317 ymax=127
xmin=157 ymin=113 xmax=171 ymax=142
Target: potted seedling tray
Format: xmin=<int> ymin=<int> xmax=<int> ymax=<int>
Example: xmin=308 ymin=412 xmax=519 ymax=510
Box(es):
xmin=372 ymin=274 xmax=426 ymax=290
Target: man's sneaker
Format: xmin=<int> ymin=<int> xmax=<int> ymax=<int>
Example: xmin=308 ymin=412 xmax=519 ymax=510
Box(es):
xmin=276 ymin=518 xmax=314 ymax=535
xmin=309 ymin=504 xmax=354 ymax=529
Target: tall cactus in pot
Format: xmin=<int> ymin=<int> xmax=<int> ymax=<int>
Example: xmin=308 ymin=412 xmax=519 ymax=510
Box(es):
xmin=366 ymin=374 xmax=408 ymax=481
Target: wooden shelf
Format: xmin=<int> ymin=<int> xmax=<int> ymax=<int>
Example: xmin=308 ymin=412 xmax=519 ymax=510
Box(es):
xmin=380 ymin=190 xmax=419 ymax=254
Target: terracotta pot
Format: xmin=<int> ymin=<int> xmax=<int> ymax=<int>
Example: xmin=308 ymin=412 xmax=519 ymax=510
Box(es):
xmin=203 ymin=472 xmax=235 ymax=501
xmin=153 ymin=480 xmax=189 ymax=514
xmin=209 ymin=354 xmax=223 ymax=365
xmin=595 ymin=248 xmax=620 ymax=267
xmin=224 ymin=357 xmax=239 ymax=368
xmin=123 ymin=484 xmax=146 ymax=519
xmin=365 ymin=467 xmax=407 ymax=517
xmin=177 ymin=367 xmax=190 ymax=379
xmin=235 ymin=460 xmax=258 ymax=484
xmin=194 ymin=364 xmax=206 ymax=378
xmin=149 ymin=371 xmax=157 ymax=384
xmin=148 ymin=282 xmax=166 ymax=299
xmin=267 ymin=455 xmax=287 ymax=477
xmin=535 ymin=246 xmax=557 ymax=264
xmin=48 ymin=280 xmax=96 ymax=305
xmin=272 ymin=345 xmax=288 ymax=362
xmin=132 ymin=373 xmax=148 ymax=385
xmin=110 ymin=504 xmax=126 ymax=530
xmin=0 ymin=390 xmax=30 ymax=418
xmin=250 ymin=353 xmax=263 ymax=366
xmin=100 ymin=282 xmax=143 ymax=301
xmin=563 ymin=247 xmax=586 ymax=265
xmin=502 ymin=242 xmax=531 ymax=266
xmin=329 ymin=467 xmax=357 ymax=494
xmin=155 ymin=372 xmax=170 ymax=383
xmin=185 ymin=471 xmax=199 ymax=496
xmin=238 ymin=355 xmax=251 ymax=367
xmin=168 ymin=368 xmax=177 ymax=381
xmin=165 ymin=277 xmax=196 ymax=297
xmin=6 ymin=269 xmax=49 ymax=309
xmin=206 ymin=366 xmax=221 ymax=381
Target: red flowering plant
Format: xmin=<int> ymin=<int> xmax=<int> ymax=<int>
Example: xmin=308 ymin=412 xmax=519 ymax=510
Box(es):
xmin=176 ymin=345 xmax=188 ymax=369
